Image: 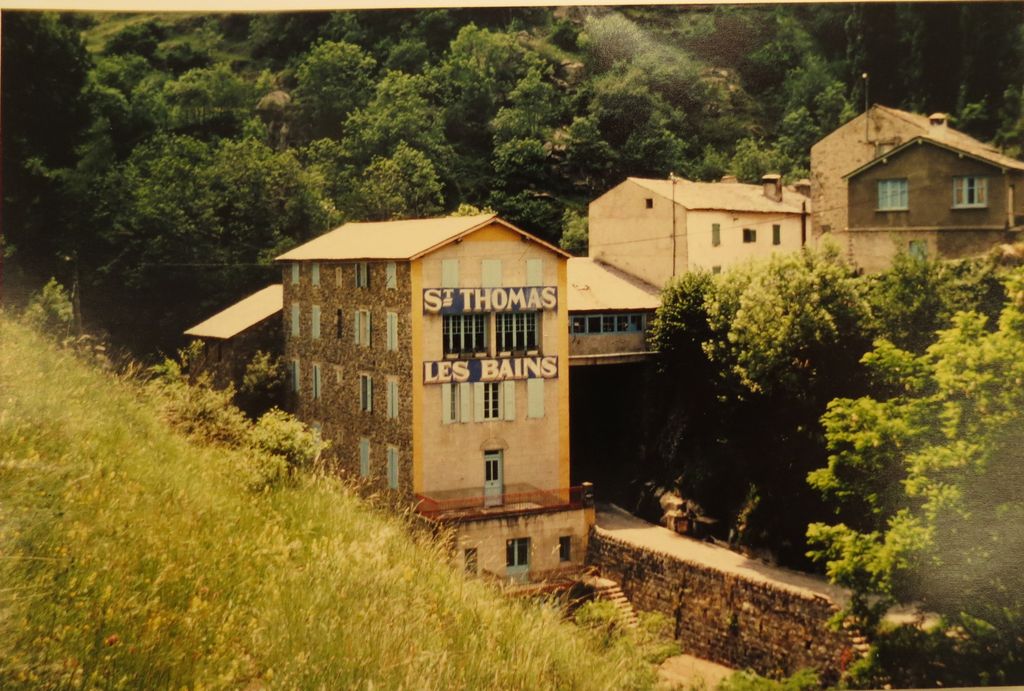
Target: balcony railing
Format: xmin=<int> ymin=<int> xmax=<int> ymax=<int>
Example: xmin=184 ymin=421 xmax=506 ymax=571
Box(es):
xmin=416 ymin=485 xmax=591 ymax=520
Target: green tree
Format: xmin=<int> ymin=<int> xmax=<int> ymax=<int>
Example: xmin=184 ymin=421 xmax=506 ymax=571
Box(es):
xmin=808 ymin=268 xmax=1024 ymax=687
xmin=163 ymin=63 xmax=257 ymax=133
xmin=292 ymin=40 xmax=377 ymax=140
xmin=558 ymin=209 xmax=588 ymax=256
xmin=352 ymin=142 xmax=444 ymax=221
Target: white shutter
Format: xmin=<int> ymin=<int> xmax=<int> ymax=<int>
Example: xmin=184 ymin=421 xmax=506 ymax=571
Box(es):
xmin=386 ymin=262 xmax=397 ymax=289
xmin=442 ymin=383 xmax=453 ymax=424
xmin=473 ymin=382 xmax=485 ymax=421
xmin=388 ymin=380 xmax=398 ymax=419
xmin=311 ymin=305 xmax=321 ymax=339
xmin=459 ymin=382 xmax=472 ymax=423
xmin=526 ymin=259 xmax=542 ymax=287
xmin=311 ymin=262 xmax=320 ymax=286
xmin=528 ymin=378 xmax=544 ymax=418
xmin=503 ymin=381 xmax=516 ymax=421
xmin=441 ymin=259 xmax=459 ymax=288
xmin=481 ymin=259 xmax=502 ymax=288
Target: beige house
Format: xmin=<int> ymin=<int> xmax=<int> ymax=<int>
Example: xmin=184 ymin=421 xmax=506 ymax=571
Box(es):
xmin=588 ymin=176 xmax=810 ymax=288
xmin=275 ymin=214 xmax=593 ymax=583
xmin=811 ymin=104 xmax=1024 ymax=270
xmin=183 ymin=284 xmax=283 ymax=389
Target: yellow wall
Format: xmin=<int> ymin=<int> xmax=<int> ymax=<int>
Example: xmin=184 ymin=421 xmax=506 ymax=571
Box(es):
xmin=414 ymin=222 xmax=569 ymax=496
xmin=685 ymin=209 xmax=805 ymax=272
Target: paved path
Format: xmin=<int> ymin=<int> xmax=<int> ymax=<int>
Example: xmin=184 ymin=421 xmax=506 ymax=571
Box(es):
xmin=596 ymin=504 xmax=850 ymax=606
xmin=657 ymin=653 xmax=735 ymax=689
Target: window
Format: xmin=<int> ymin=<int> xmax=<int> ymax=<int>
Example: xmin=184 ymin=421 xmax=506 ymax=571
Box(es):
xmin=909 ymin=239 xmax=928 ymax=260
xmin=386 ymin=446 xmax=399 ymax=489
xmin=527 ymin=379 xmax=544 ymax=418
xmin=355 ymin=261 xmax=369 ymax=288
xmin=442 ymin=382 xmax=471 ymax=424
xmin=464 ymin=548 xmax=478 ymax=575
xmin=526 ymin=259 xmax=543 ymax=287
xmin=336 ymin=308 xmax=343 ymax=338
xmin=311 ymin=262 xmax=320 ymax=286
xmin=386 ymin=261 xmax=397 ymax=289
xmin=312 ymin=364 xmax=321 ymax=400
xmin=559 ymin=536 xmax=572 ymax=562
xmin=711 ymin=223 xmax=721 ymax=247
xmin=443 ymin=313 xmax=487 ymax=356
xmin=386 ymin=312 xmax=398 ymax=351
xmin=386 ymin=378 xmax=399 ymax=419
xmin=290 ymin=360 xmax=300 ymax=393
xmin=335 ymin=265 xmax=343 ymax=286
xmin=441 ymin=259 xmax=459 ymax=288
xmin=569 ymin=312 xmax=646 ymax=334
xmin=483 ymin=382 xmax=501 ymax=420
xmin=772 ymin=224 xmax=781 ymax=246
xmin=712 ymin=266 xmax=722 ymax=275
xmin=644 ymin=198 xmax=653 ymax=209
xmin=742 ymin=228 xmax=757 ymax=243
xmin=496 ymin=312 xmax=538 ymax=353
xmin=506 ymin=538 xmax=530 ymax=568
xmin=291 ymin=263 xmax=299 ymax=285
xmin=358 ymin=438 xmax=369 ymax=477
xmin=481 ymin=259 xmax=502 ymax=288
xmin=953 ymin=176 xmax=987 ymax=208
xmin=354 ymin=310 xmax=371 ymax=347
xmin=311 ymin=305 xmax=321 ymax=339
xmin=291 ymin=303 xmax=300 ymax=337
xmin=359 ymin=374 xmax=372 ymax=413
xmin=878 ymin=179 xmax=908 ymax=210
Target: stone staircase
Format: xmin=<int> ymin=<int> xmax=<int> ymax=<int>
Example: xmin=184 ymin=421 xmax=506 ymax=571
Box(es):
xmin=584 ymin=575 xmax=639 ymax=628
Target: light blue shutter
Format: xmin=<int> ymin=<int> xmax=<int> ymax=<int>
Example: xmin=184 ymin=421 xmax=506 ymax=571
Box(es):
xmin=291 ymin=263 xmax=299 ymax=285
xmin=527 ymin=379 xmax=544 ymax=418
xmin=291 ymin=303 xmax=300 ymax=337
xmin=353 ymin=311 xmax=361 ymax=345
xmin=441 ymin=259 xmax=459 ymax=288
xmin=526 ymin=259 xmax=542 ymax=287
xmin=481 ymin=259 xmax=502 ymax=288
xmin=387 ymin=448 xmax=399 ymax=489
xmin=386 ymin=262 xmax=397 ymax=289
xmin=311 ymin=262 xmax=320 ymax=286
xmin=359 ymin=439 xmax=369 ymax=477
xmin=311 ymin=305 xmax=321 ymax=339
xmin=503 ymin=381 xmax=516 ymax=421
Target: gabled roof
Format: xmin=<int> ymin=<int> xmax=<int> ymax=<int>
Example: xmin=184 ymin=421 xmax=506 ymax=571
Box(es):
xmin=567 ymin=258 xmax=661 ymax=312
xmin=871 ymin=105 xmax=1011 ymax=159
xmin=184 ymin=284 xmax=282 ymax=340
xmin=624 ymin=177 xmax=809 ymax=214
xmin=845 ymin=135 xmax=1024 ymax=179
xmin=275 ymin=214 xmax=570 ymax=262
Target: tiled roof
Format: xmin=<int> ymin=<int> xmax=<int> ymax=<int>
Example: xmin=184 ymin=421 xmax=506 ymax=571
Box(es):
xmin=567 ymin=258 xmax=661 ymax=312
xmin=184 ymin=284 xmax=282 ymax=340
xmin=847 ymin=105 xmax=1024 ymax=175
xmin=275 ymin=214 xmax=570 ymax=262
xmin=626 ymin=177 xmax=809 ymax=214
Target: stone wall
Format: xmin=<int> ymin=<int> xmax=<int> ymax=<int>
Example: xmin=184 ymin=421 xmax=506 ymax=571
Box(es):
xmin=190 ymin=315 xmax=281 ymax=391
xmin=587 ymin=530 xmax=859 ymax=683
xmin=283 ymin=260 xmax=414 ymax=495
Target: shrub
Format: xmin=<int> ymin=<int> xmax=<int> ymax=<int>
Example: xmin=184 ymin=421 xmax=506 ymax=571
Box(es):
xmin=249 ymin=407 xmax=325 ymax=473
xmin=22 ymin=277 xmax=74 ymax=337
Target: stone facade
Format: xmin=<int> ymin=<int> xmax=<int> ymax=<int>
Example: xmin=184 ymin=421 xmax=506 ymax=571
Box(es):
xmin=283 ymin=260 xmax=414 ymax=494
xmin=843 ymin=140 xmax=1023 ymax=272
xmin=587 ymin=530 xmax=859 ymax=683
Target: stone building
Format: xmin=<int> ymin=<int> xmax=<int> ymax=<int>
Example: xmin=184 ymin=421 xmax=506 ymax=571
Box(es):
xmin=810 ymin=104 xmax=1024 ymax=270
xmin=275 ymin=214 xmax=593 ymax=583
xmin=183 ymin=284 xmax=283 ymax=389
xmin=588 ymin=176 xmax=810 ymax=288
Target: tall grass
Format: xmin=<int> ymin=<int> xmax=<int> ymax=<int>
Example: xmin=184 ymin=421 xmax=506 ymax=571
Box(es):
xmin=0 ymin=317 xmax=654 ymax=689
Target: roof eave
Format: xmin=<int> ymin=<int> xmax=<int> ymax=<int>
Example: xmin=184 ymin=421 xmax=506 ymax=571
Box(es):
xmin=408 ymin=215 xmax=571 ymax=261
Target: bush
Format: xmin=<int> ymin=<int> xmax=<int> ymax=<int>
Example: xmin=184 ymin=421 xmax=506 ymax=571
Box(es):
xmin=249 ymin=407 xmax=325 ymax=473
xmin=22 ymin=277 xmax=74 ymax=337
xmin=237 ymin=350 xmax=285 ymax=418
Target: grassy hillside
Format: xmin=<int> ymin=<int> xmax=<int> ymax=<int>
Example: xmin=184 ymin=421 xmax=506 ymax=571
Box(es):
xmin=0 ymin=316 xmax=653 ymax=689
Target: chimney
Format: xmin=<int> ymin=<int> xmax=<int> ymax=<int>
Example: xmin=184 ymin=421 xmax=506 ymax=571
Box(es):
xmin=719 ymin=174 xmax=738 ymax=184
xmin=928 ymin=112 xmax=948 ymax=128
xmin=794 ymin=178 xmax=811 ymax=198
xmin=762 ymin=173 xmax=782 ymax=202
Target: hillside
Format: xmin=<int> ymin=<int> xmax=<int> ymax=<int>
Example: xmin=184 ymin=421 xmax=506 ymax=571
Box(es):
xmin=0 ymin=316 xmax=653 ymax=689
xmin=4 ymin=7 xmax=1022 ymax=355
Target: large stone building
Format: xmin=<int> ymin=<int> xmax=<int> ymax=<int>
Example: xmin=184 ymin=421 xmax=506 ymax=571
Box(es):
xmin=810 ymin=104 xmax=1024 ymax=270
xmin=275 ymin=214 xmax=593 ymax=583
xmin=588 ymin=176 xmax=810 ymax=288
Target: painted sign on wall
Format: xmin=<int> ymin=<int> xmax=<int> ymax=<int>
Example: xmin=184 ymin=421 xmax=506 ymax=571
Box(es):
xmin=423 ymin=286 xmax=557 ymax=314
xmin=423 ymin=356 xmax=558 ymax=384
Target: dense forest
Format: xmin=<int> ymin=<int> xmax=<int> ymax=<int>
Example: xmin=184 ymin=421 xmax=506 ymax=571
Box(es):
xmin=4 ymin=5 xmax=1023 ymax=354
